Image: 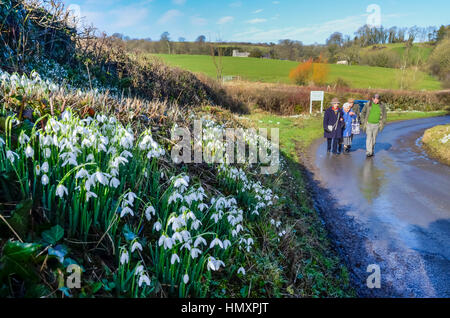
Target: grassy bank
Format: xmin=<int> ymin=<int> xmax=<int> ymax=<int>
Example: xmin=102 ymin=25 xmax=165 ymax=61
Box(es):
xmin=422 ymin=125 xmax=450 ymax=165
xmin=155 ymin=54 xmax=442 ymax=91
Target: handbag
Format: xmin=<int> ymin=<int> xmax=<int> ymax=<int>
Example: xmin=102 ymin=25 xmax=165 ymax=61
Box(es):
xmin=352 ymin=119 xmax=361 ymax=135
xmin=325 ymin=112 xmax=340 ymax=133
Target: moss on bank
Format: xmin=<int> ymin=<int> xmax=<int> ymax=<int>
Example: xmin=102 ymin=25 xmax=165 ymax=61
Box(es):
xmin=422 ymin=125 xmax=450 ymax=166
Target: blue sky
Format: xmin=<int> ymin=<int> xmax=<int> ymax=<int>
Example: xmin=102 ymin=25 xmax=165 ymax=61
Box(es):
xmin=64 ymin=0 xmax=450 ymax=44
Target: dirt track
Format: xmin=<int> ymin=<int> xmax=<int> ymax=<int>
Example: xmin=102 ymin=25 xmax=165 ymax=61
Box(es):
xmin=307 ymin=116 xmax=450 ymax=297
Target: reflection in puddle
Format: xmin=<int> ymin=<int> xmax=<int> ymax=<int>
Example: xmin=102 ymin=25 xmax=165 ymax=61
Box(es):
xmin=358 ymin=159 xmax=386 ymax=203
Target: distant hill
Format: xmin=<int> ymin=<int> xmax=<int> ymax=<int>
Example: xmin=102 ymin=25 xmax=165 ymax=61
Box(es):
xmin=155 ymin=54 xmax=442 ymax=91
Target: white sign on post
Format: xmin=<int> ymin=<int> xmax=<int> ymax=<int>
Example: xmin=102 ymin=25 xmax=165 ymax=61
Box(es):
xmin=310 ymin=91 xmax=325 ymax=114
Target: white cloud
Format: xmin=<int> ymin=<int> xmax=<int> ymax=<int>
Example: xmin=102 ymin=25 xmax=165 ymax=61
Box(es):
xmin=233 ymin=14 xmax=367 ymax=43
xmin=229 ymin=1 xmax=242 ymax=8
xmin=253 ymin=9 xmax=263 ymax=14
xmin=217 ymin=16 xmax=234 ymax=25
xmin=158 ymin=9 xmax=183 ymax=24
xmin=246 ymin=18 xmax=267 ymax=24
xmin=191 ymin=15 xmax=207 ymax=26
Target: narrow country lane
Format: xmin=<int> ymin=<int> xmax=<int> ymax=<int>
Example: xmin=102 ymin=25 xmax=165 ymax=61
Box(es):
xmin=312 ymin=116 xmax=450 ymax=297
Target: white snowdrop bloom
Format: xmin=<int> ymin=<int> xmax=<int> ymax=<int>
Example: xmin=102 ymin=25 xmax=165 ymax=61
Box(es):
xmin=131 ymin=241 xmax=143 ymax=253
xmin=247 ymin=238 xmax=254 ymax=246
xmin=6 ymin=150 xmax=19 ymax=163
xmin=41 ymin=162 xmax=49 ymax=174
xmin=94 ymin=171 xmax=109 ymax=186
xmin=171 ymin=254 xmax=180 ymax=265
xmin=153 ymin=221 xmax=162 ymax=232
xmin=120 ymin=250 xmax=129 ymax=265
xmin=236 ymin=224 xmax=243 ymax=233
xmin=145 ymin=206 xmax=155 ymax=221
xmin=110 ymin=177 xmax=120 ymax=189
xmin=125 ymin=192 xmax=137 ymax=206
xmin=210 ymin=238 xmax=224 ymax=249
xmin=62 ymin=156 xmax=77 ymax=167
xmin=110 ymin=168 xmax=119 ymax=177
xmin=181 ymin=242 xmax=192 ymax=251
xmin=0 ymin=137 xmax=4 ymax=146
xmin=198 ymin=203 xmax=208 ymax=212
xmin=41 ymin=174 xmax=49 ymax=186
xmin=86 ymin=191 xmax=98 ymax=202
xmin=223 ymin=240 xmax=231 ymax=249
xmin=172 ymin=232 xmax=183 ymax=243
xmin=61 ymin=110 xmax=71 ymax=121
xmin=191 ymin=219 xmax=202 ymax=231
xmin=276 ymin=221 xmax=282 ymax=228
xmin=270 ymin=219 xmax=276 ymax=225
xmin=180 ymin=230 xmax=191 ymax=242
xmin=43 ymin=148 xmax=51 ymax=159
xmin=211 ymin=213 xmax=220 ymax=224
xmin=190 ymin=248 xmax=202 ymax=259
xmin=135 ymin=265 xmax=144 ymax=276
xmin=120 ymin=206 xmax=134 ymax=218
xmin=56 ymin=185 xmax=68 ymax=198
xmin=25 ymin=145 xmax=34 ymax=158
xmin=75 ymin=168 xmax=89 ymax=179
xmin=86 ymin=154 xmax=95 ymax=162
xmin=19 ymin=133 xmax=30 ymax=145
xmin=168 ymin=192 xmax=183 ymax=205
xmin=111 ymin=156 xmax=128 ymax=168
xmin=107 ymin=146 xmax=117 ymax=156
xmin=35 ymin=164 xmax=41 ymax=176
xmin=138 ymin=274 xmax=151 ymax=287
xmin=237 ymin=267 xmax=246 ymax=276
xmin=120 ymin=150 xmax=133 ymax=159
xmin=194 ymin=236 xmax=207 ymax=248
xmin=173 ymin=176 xmax=189 ymax=190
xmin=232 ymin=229 xmax=238 ymax=237
xmin=183 ymin=274 xmax=189 ymax=284
xmin=158 ymin=235 xmax=174 ymax=250
xmin=207 ymin=257 xmax=225 ymax=271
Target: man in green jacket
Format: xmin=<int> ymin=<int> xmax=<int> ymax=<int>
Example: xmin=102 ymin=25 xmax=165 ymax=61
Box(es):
xmin=360 ymin=94 xmax=387 ymax=158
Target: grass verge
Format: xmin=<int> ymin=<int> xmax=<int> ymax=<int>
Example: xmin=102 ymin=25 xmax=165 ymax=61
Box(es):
xmin=422 ymin=125 xmax=450 ymax=166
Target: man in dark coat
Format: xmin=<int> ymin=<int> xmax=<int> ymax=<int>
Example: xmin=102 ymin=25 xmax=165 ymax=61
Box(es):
xmin=323 ymin=98 xmax=345 ymax=154
xmin=360 ymin=94 xmax=387 ymax=157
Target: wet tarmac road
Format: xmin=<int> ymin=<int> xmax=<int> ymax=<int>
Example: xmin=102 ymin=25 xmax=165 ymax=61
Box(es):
xmin=313 ymin=116 xmax=450 ymax=297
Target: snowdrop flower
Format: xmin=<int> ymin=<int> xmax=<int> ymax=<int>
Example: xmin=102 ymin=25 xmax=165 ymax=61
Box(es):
xmin=86 ymin=154 xmax=95 ymax=162
xmin=183 ymin=274 xmax=189 ymax=284
xmin=173 ymin=176 xmax=189 ymax=190
xmin=198 ymin=203 xmax=208 ymax=212
xmin=237 ymin=267 xmax=246 ymax=276
xmin=207 ymin=257 xmax=225 ymax=271
xmin=135 ymin=265 xmax=144 ymax=276
xmin=158 ymin=234 xmax=174 ymax=250
xmin=171 ymin=253 xmax=180 ymax=265
xmin=121 ymin=150 xmax=133 ymax=159
xmin=138 ymin=274 xmax=151 ymax=287
xmin=0 ymin=137 xmax=4 ymax=146
xmin=153 ymin=221 xmax=162 ymax=232
xmin=41 ymin=174 xmax=49 ymax=186
xmin=43 ymin=148 xmax=51 ymax=159
xmin=75 ymin=168 xmax=89 ymax=179
xmin=194 ymin=236 xmax=207 ymax=248
xmin=145 ymin=206 xmax=155 ymax=221
xmin=35 ymin=165 xmax=41 ymax=176
xmin=191 ymin=218 xmax=202 ymax=230
xmin=109 ymin=177 xmax=120 ymax=188
xmin=190 ymin=248 xmax=202 ymax=259
xmin=86 ymin=191 xmax=97 ymax=201
xmin=56 ymin=185 xmax=68 ymax=198
xmin=131 ymin=241 xmax=143 ymax=253
xmin=6 ymin=150 xmax=19 ymax=163
xmin=210 ymin=238 xmax=224 ymax=249
xmin=41 ymin=162 xmax=49 ymax=174
xmin=125 ymin=192 xmax=137 ymax=206
xmin=223 ymin=240 xmax=231 ymax=249
xmin=93 ymin=171 xmax=108 ymax=186
xmin=120 ymin=250 xmax=129 ymax=265
xmin=19 ymin=133 xmax=30 ymax=145
xmin=25 ymin=145 xmax=34 ymax=158
xmin=172 ymin=232 xmax=183 ymax=243
xmin=168 ymin=192 xmax=183 ymax=205
xmin=120 ymin=206 xmax=134 ymax=218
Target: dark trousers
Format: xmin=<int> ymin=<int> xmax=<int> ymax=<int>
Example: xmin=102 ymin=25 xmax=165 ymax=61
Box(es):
xmin=327 ymin=138 xmax=342 ymax=153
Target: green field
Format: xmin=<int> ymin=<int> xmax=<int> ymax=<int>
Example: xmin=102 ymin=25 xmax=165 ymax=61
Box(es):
xmin=155 ymin=54 xmax=442 ymax=91
xmin=360 ymin=43 xmax=434 ymax=64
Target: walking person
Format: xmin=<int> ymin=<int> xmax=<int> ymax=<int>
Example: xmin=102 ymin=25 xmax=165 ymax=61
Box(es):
xmin=360 ymin=94 xmax=387 ymax=158
xmin=341 ymin=102 xmax=358 ymax=154
xmin=323 ymin=98 xmax=344 ymax=154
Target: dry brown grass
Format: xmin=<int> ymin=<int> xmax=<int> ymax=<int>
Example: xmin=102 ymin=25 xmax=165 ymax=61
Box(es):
xmin=423 ymin=125 xmax=450 ymax=165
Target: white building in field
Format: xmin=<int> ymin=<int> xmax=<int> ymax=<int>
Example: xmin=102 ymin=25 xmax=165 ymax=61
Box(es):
xmin=337 ymin=60 xmax=349 ymax=65
xmin=232 ymin=50 xmax=250 ymax=57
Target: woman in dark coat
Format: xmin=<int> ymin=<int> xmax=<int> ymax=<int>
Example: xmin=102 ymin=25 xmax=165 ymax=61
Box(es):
xmin=323 ymin=98 xmax=345 ymax=154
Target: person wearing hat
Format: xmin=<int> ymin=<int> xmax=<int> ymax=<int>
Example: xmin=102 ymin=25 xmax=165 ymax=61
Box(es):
xmin=341 ymin=102 xmax=358 ymax=153
xmin=360 ymin=94 xmax=387 ymax=157
xmin=323 ymin=97 xmax=345 ymax=154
